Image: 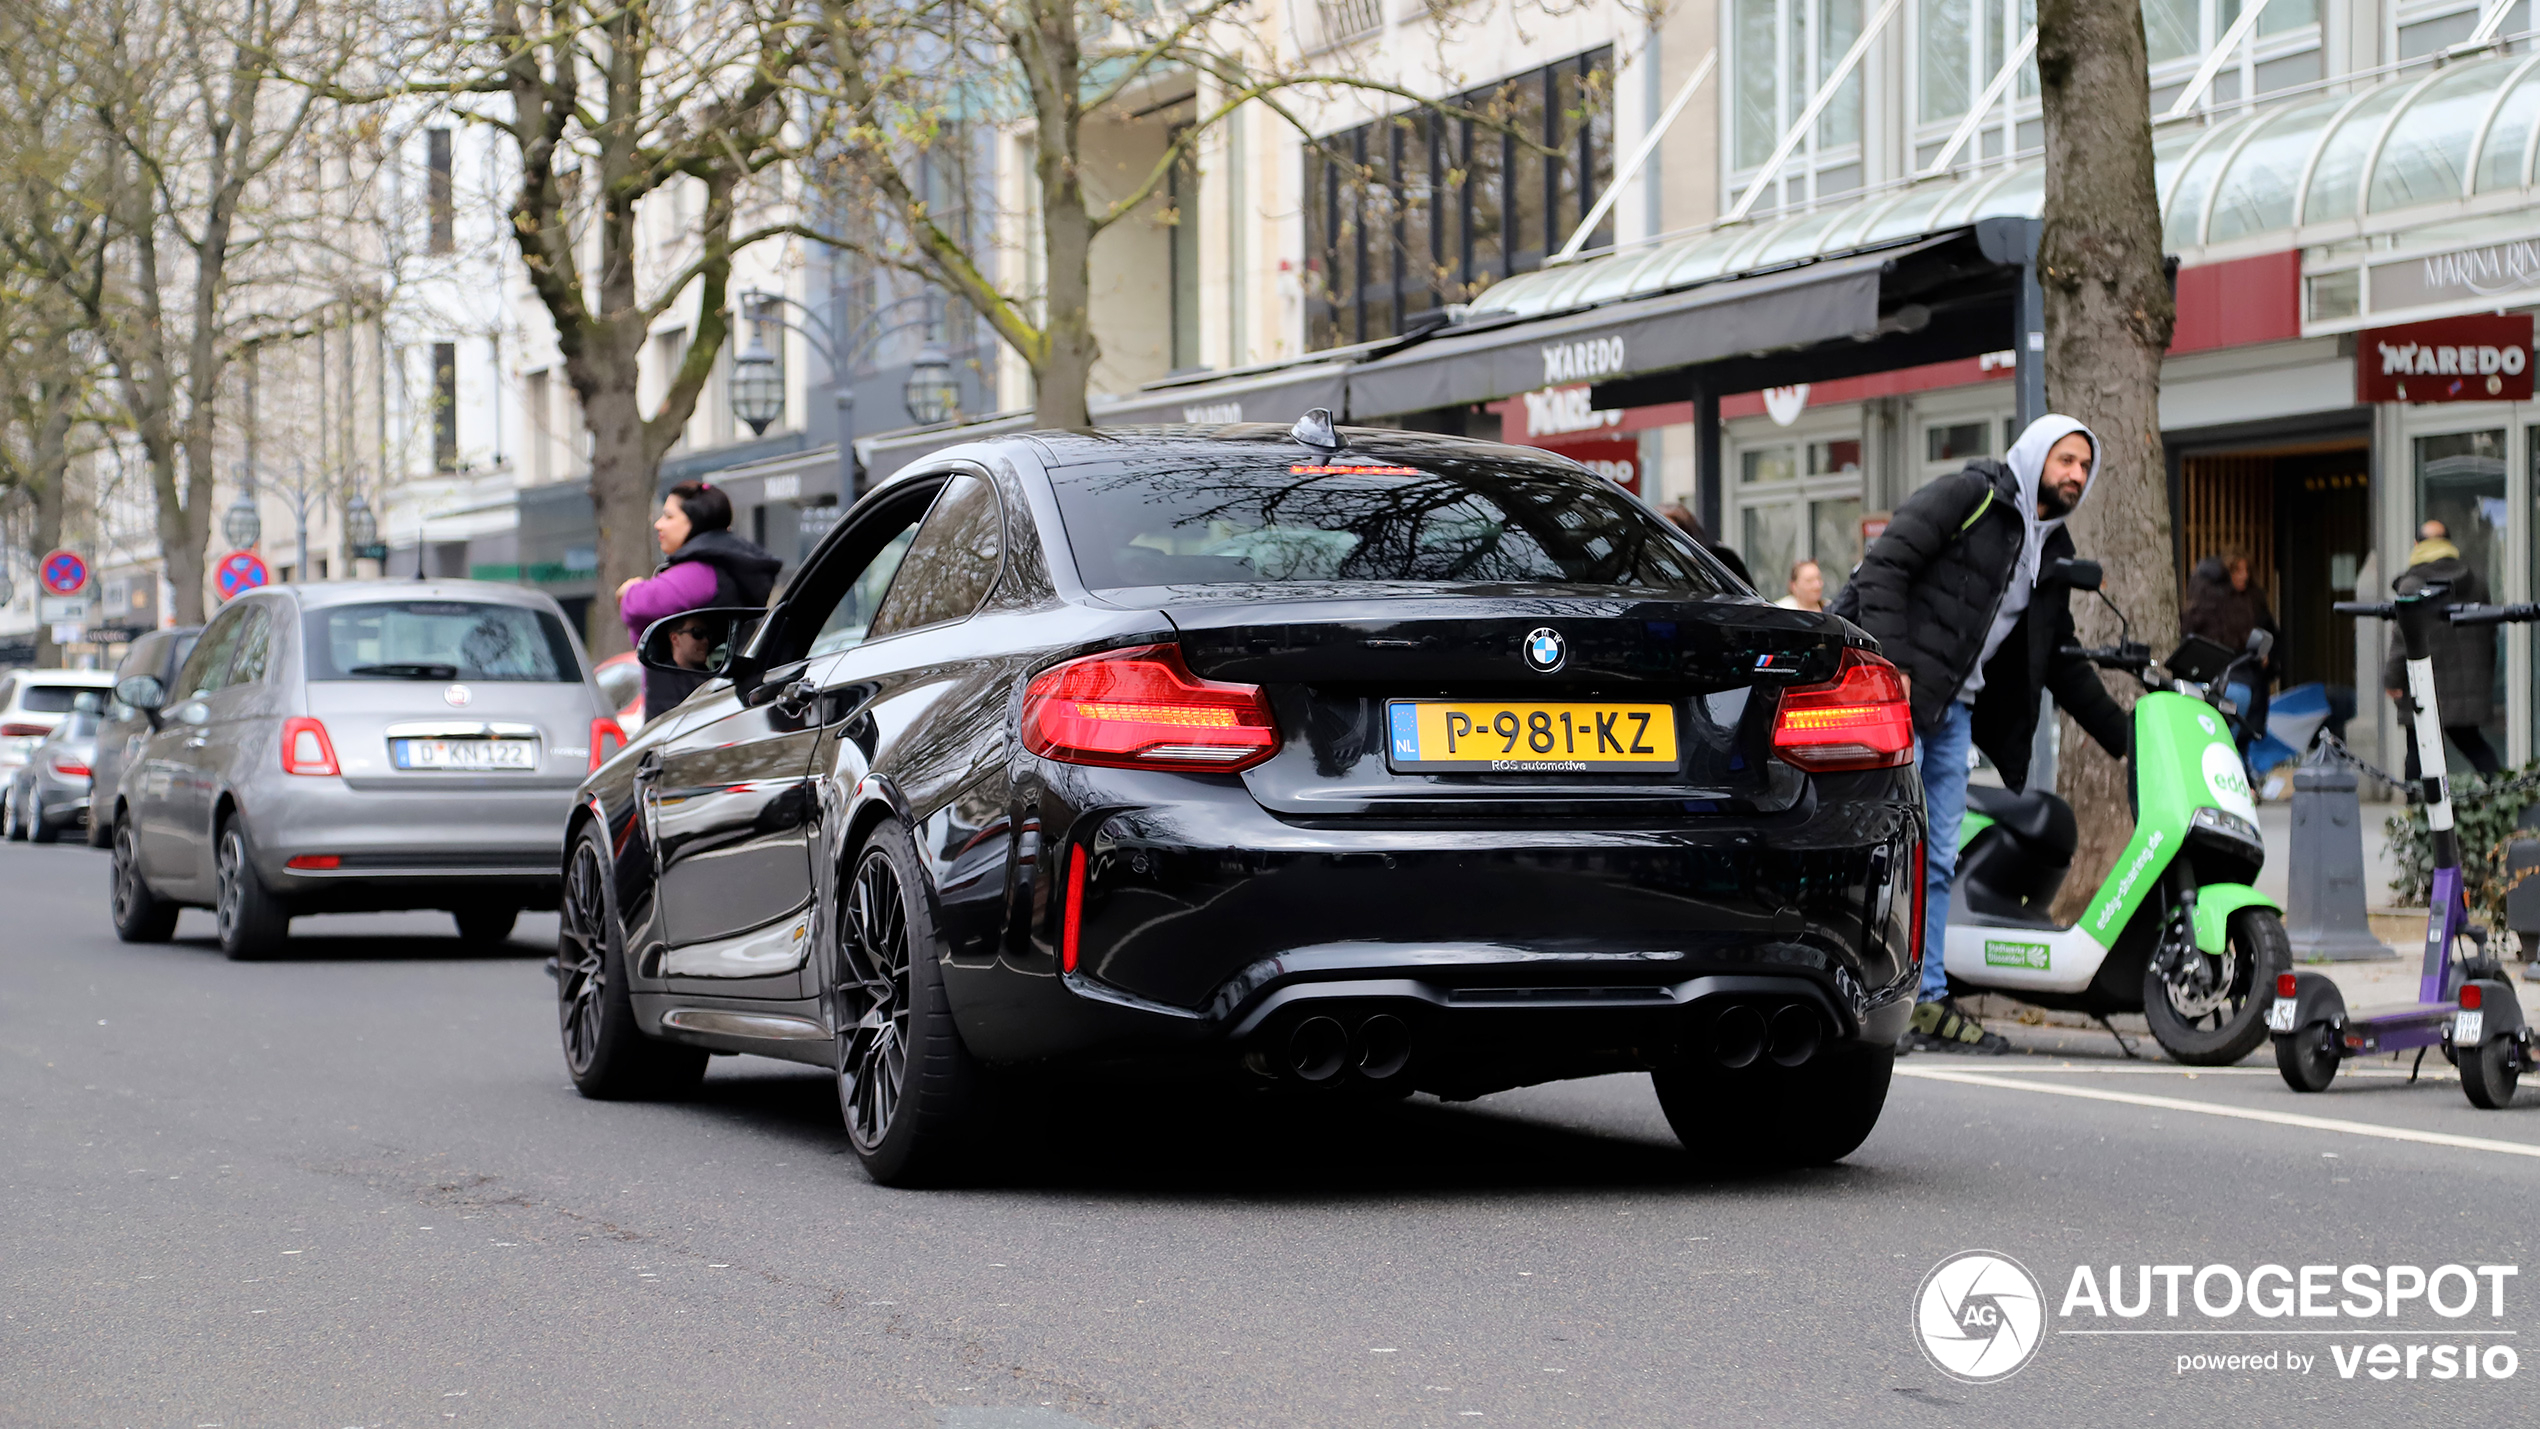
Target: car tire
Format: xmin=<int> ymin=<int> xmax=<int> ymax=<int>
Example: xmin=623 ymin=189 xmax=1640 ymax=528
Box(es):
xmin=3 ymin=787 xmax=23 ymax=842
xmin=88 ymin=799 xmax=112 ymax=848
xmin=28 ymin=801 xmax=58 ymax=844
xmin=110 ymin=816 xmax=179 ymax=943
xmin=214 ymin=822 xmax=290 ymax=961
xmin=454 ymin=906 xmax=520 ymax=945
xmin=835 ymin=818 xmax=985 ymax=1188
xmin=557 ymin=823 xmax=707 ymax=1100
xmin=1653 ymin=1037 xmax=1894 ymax=1170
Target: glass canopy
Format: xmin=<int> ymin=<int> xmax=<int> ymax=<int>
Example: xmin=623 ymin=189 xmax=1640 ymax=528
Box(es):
xmin=1478 ymin=50 xmax=2540 ymax=321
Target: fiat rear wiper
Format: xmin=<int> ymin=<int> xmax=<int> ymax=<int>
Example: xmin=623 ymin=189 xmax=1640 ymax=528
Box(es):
xmin=346 ymin=662 xmax=461 ymax=679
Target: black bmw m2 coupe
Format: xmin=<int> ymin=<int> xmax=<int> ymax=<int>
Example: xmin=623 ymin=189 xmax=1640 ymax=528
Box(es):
xmin=559 ymin=415 xmax=1925 ymax=1184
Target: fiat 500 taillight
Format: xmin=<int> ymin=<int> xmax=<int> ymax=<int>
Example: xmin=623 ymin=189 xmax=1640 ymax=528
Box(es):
xmin=1020 ymin=645 xmax=1277 ymax=772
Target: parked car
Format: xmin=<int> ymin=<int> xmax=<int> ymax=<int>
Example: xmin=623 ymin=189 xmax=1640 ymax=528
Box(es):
xmin=4 ymin=693 xmax=104 ymax=843
xmin=559 ymin=421 xmax=1922 ymax=1186
xmin=0 ymin=669 xmax=116 ymax=786
xmin=88 ymin=625 xmax=203 ymax=847
xmin=593 ymin=649 xmax=644 ymax=735
xmin=107 ymin=581 xmax=626 ymax=959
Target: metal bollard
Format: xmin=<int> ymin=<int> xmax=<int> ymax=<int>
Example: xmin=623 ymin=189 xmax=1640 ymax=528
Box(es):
xmin=2283 ymin=756 xmax=2396 ymax=962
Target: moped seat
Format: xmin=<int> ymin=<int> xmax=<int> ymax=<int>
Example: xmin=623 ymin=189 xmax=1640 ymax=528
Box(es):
xmin=1966 ymin=784 xmax=2078 ymax=862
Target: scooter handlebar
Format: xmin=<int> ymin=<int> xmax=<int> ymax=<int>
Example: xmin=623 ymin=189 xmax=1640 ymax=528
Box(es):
xmin=2449 ymin=602 xmax=2540 ymax=626
xmin=2333 ymin=601 xmax=2396 ymax=618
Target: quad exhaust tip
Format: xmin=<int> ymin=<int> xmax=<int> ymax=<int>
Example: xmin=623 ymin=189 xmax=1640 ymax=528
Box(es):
xmin=1710 ymin=1002 xmax=1823 ymax=1070
xmin=1275 ymin=1009 xmax=1416 ymax=1085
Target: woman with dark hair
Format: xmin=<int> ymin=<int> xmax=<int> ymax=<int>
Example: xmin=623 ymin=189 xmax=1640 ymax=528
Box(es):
xmin=616 ymin=479 xmax=783 ymax=721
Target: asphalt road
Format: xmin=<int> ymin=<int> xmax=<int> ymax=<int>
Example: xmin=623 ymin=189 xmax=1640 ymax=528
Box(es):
xmin=7 ymin=839 xmax=2540 ymax=1429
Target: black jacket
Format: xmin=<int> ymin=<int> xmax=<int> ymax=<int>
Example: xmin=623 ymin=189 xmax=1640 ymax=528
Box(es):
xmin=645 ymin=529 xmax=784 ymax=718
xmin=1830 ymin=458 xmax=2128 ymax=791
xmin=2378 ymin=554 xmax=2495 ymax=727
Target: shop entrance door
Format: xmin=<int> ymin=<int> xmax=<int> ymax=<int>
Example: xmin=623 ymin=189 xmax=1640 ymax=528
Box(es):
xmin=2178 ymin=440 xmax=2372 ymax=714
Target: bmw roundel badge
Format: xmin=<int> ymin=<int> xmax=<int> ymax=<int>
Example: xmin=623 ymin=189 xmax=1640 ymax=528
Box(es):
xmin=1523 ymin=627 xmax=1566 ymax=673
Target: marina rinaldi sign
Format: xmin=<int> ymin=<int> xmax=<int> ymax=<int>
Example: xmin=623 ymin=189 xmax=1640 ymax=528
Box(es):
xmin=2357 ymin=314 xmax=2535 ymax=404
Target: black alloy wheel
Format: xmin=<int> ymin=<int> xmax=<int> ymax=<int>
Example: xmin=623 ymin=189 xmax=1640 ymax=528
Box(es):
xmin=557 ymin=824 xmax=705 ymax=1099
xmin=213 ymin=823 xmax=290 ymax=961
xmin=109 ymin=816 xmax=178 ymax=943
xmin=835 ymin=819 xmax=982 ymax=1186
xmin=2144 ymin=906 xmax=2291 ymax=1066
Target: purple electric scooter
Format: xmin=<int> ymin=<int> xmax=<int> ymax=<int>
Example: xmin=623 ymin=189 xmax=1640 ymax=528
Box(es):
xmin=2269 ymin=584 xmax=2531 ymax=1107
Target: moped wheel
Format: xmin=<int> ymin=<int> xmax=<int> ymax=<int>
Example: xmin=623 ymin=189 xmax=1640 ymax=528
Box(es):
xmin=2459 ymin=1034 xmax=2521 ymax=1110
xmin=2274 ymin=1023 xmax=2340 ymax=1092
xmin=2145 ymin=907 xmax=2289 ymax=1066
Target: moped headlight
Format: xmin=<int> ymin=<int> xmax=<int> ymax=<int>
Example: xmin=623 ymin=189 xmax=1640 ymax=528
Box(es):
xmin=2191 ymin=804 xmax=2263 ymax=848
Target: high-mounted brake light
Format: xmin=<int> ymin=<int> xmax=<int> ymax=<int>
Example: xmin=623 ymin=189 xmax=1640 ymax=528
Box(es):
xmin=590 ymin=717 xmax=627 ymax=772
xmin=280 ymin=717 xmax=340 ymax=776
xmin=1771 ymin=650 xmax=1914 ymax=771
xmin=1021 ymin=645 xmax=1278 ymax=772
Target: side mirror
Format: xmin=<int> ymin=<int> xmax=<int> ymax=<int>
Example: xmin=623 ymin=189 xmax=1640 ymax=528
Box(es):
xmin=638 ymin=607 xmax=765 ymax=682
xmin=2050 ymin=557 xmax=2103 ymax=592
xmin=117 ymin=675 xmax=167 ymax=729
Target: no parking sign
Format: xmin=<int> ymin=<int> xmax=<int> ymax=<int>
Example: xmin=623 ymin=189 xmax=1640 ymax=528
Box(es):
xmin=214 ymin=550 xmax=270 ymax=601
xmin=39 ymin=548 xmax=87 ymax=596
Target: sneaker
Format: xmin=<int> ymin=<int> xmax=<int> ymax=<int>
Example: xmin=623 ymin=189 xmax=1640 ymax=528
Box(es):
xmin=1905 ymin=998 xmax=2012 ymax=1055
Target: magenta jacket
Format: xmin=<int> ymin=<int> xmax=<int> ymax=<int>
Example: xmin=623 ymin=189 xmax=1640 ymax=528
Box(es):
xmin=618 ymin=561 xmax=719 ymax=648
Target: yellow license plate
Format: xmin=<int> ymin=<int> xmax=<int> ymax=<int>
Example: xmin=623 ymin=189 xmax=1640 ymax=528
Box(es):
xmin=1384 ymin=700 xmax=1678 ymax=772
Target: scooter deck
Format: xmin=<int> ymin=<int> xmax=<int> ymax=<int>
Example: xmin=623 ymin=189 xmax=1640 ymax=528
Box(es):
xmin=2336 ymin=1001 xmax=2456 ymax=1055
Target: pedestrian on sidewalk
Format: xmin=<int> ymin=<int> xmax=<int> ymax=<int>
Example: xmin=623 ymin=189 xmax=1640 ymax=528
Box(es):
xmin=2182 ymin=551 xmax=2279 ymax=754
xmin=1775 ymin=558 xmax=1826 ymax=611
xmin=2380 ymin=519 xmax=2503 ymax=779
xmin=1658 ymin=503 xmax=1755 ymax=588
xmin=616 ymin=480 xmax=783 ymax=724
xmin=1831 ymin=415 xmax=2132 ymax=1054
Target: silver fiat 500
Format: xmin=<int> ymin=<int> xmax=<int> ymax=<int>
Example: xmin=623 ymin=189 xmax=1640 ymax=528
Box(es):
xmin=106 ymin=581 xmax=623 ymax=959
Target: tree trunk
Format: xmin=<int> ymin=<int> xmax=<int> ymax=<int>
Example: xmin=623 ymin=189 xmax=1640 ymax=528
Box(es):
xmin=2038 ymin=0 xmax=2178 ymax=922
xmin=27 ymin=389 xmax=72 ymax=668
xmin=577 ymin=355 xmax=657 ymax=658
xmin=1036 ymin=182 xmax=1097 ymax=428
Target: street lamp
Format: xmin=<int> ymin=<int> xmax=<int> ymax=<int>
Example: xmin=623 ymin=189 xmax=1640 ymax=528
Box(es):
xmin=730 ymin=334 xmax=786 ymax=437
xmin=223 ymin=490 xmax=262 ymax=551
xmin=344 ymin=492 xmax=378 ymax=551
xmin=903 ymin=346 xmax=962 ymax=427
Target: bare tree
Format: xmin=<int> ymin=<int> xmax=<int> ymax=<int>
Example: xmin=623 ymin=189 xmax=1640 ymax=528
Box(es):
xmin=348 ymin=0 xmax=819 ymax=653
xmin=805 ymin=0 xmax=1605 ymax=428
xmin=2037 ymin=0 xmax=2177 ymax=916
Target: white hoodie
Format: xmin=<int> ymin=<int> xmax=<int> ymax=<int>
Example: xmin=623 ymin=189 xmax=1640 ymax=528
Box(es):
xmin=1958 ymin=414 xmax=2100 ymax=701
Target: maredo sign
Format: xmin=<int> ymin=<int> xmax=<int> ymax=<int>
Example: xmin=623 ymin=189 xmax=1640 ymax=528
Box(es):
xmin=2357 ymin=314 xmax=2534 ymax=403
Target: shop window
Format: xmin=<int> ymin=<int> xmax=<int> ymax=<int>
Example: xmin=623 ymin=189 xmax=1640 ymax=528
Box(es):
xmin=1743 ymin=446 xmax=1799 ymax=483
xmin=1736 ymin=428 xmax=1866 ymax=603
xmin=1914 ymin=0 xmax=2036 ymax=168
xmin=2414 ymin=429 xmax=2508 ymax=764
xmin=2139 ymin=0 xmax=2321 ymax=112
xmin=1926 ymin=420 xmax=1991 ymax=463
xmin=1303 ymin=49 xmax=1613 ymax=349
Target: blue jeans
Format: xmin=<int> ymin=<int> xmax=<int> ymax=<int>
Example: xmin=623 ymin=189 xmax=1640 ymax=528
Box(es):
xmin=1915 ymin=702 xmax=1974 ymax=1003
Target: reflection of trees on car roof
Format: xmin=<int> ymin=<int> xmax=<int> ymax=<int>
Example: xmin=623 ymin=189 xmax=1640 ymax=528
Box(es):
xmin=1054 ymin=455 xmax=1711 ymax=590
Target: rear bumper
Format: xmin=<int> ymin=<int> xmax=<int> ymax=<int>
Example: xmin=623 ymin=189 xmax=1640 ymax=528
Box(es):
xmin=951 ymin=768 xmax=1923 ymax=1087
xmin=243 ymin=776 xmax=572 ymax=908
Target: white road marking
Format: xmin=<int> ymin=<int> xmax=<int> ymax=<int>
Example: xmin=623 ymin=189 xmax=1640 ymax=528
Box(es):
xmin=1896 ymin=1065 xmax=2540 ymax=1159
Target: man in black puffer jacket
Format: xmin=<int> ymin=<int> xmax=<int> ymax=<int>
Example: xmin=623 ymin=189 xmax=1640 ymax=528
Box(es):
xmin=1830 ymin=415 xmax=2131 ymax=1053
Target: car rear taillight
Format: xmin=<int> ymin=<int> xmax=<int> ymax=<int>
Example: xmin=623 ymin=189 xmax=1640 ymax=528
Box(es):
xmin=590 ymin=717 xmax=627 ymax=772
xmin=0 ymin=722 xmax=48 ymax=738
xmin=280 ymin=717 xmax=340 ymax=776
xmin=1772 ymin=650 xmax=1914 ymax=771
xmin=1061 ymin=844 xmax=1088 ymax=974
xmin=1021 ymin=645 xmax=1277 ymax=772
xmin=49 ymin=753 xmax=91 ymax=778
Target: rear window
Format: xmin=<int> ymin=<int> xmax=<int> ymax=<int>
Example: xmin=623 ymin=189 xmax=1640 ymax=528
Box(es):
xmin=19 ymin=685 xmax=91 ymax=713
xmin=1048 ymin=454 xmax=1724 ymax=593
xmin=304 ymin=602 xmax=584 ymax=683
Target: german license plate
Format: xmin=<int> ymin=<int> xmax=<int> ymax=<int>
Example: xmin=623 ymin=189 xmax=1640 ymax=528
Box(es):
xmin=391 ymin=738 xmax=538 ymax=771
xmin=1384 ymin=700 xmax=1678 ymax=772
xmin=2456 ymin=1009 xmax=2484 ymax=1045
xmin=2266 ymin=997 xmax=2298 ymax=1033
